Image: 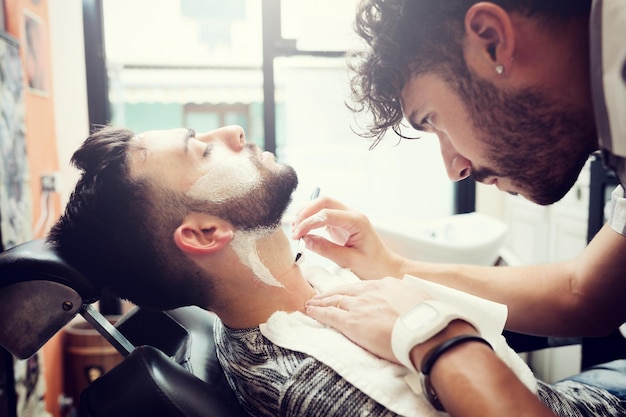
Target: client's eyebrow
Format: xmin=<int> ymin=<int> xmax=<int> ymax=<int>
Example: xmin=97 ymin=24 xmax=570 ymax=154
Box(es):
xmin=183 ymin=128 xmax=196 ymax=154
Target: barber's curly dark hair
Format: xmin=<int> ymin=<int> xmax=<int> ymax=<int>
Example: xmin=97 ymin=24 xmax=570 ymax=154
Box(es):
xmin=348 ymin=0 xmax=592 ymax=147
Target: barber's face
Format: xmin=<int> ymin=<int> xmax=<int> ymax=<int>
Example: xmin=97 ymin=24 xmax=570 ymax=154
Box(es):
xmin=400 ymin=72 xmax=596 ymax=205
xmin=130 ymin=126 xmax=298 ymax=230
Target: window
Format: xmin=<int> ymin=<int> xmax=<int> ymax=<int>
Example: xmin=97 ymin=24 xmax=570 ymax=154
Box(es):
xmin=96 ymin=0 xmax=455 ymax=229
xmin=102 ymin=0 xmax=263 ymax=145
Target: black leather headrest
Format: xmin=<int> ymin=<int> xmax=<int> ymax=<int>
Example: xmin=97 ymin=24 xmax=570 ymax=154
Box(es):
xmin=0 ymin=239 xmax=102 ymax=358
xmin=0 ymin=239 xmax=100 ymax=300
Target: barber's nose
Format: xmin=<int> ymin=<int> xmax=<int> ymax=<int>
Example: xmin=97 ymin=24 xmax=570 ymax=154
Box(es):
xmin=438 ymin=134 xmax=471 ymax=181
xmin=446 ymin=156 xmax=472 ymax=181
xmin=198 ymin=125 xmax=246 ymax=151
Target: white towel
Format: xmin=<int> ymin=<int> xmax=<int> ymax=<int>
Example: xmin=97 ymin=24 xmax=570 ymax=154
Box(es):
xmin=260 ymin=267 xmax=537 ymax=416
xmin=400 ymin=274 xmax=507 ymax=347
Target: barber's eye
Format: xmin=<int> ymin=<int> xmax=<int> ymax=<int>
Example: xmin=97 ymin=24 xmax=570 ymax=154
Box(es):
xmin=419 ymin=114 xmax=434 ymax=131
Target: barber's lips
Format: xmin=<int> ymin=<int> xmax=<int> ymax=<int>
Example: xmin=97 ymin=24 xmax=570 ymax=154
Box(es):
xmin=493 ymin=179 xmax=517 ymax=195
xmin=493 ymin=179 xmax=508 ymax=192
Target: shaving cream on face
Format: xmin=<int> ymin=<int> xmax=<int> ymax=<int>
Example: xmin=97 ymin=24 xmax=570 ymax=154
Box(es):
xmin=230 ymin=229 xmax=284 ymax=288
xmin=187 ymin=156 xmax=261 ymax=203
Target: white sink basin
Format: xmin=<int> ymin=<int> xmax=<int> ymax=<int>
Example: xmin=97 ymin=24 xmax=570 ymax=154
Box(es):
xmin=375 ymin=212 xmax=508 ymax=266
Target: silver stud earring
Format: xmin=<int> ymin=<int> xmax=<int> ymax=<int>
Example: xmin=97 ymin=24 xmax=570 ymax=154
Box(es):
xmin=495 ymin=64 xmax=505 ymax=75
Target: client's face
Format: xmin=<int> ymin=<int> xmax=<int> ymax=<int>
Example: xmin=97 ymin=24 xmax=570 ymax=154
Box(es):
xmin=129 ymin=126 xmax=298 ymax=230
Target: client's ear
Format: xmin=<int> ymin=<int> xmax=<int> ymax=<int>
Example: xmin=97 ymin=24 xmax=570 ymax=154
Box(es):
xmin=174 ymin=214 xmax=234 ymax=255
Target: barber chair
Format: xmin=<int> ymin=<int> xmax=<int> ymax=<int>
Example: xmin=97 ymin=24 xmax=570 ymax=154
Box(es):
xmin=0 ymin=239 xmax=248 ymax=417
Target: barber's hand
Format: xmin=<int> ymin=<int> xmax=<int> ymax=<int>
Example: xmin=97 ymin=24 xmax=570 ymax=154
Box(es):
xmin=292 ymin=196 xmax=404 ymax=280
xmin=305 ymin=277 xmax=431 ymax=363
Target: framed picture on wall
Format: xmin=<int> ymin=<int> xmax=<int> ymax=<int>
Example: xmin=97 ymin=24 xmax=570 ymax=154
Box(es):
xmin=0 ymin=0 xmax=6 ymax=32
xmin=22 ymin=9 xmax=48 ymax=94
xmin=0 ymin=31 xmax=32 ymax=251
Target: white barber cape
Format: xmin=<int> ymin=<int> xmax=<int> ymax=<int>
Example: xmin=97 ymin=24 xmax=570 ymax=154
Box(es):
xmin=260 ymin=266 xmax=537 ymax=417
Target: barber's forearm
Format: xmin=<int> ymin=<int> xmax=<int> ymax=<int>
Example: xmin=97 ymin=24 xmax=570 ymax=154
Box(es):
xmin=408 ymin=321 xmax=555 ymax=417
xmin=395 ymin=223 xmax=626 ymax=336
xmin=395 ymin=259 xmax=582 ymax=335
xmin=420 ymin=343 xmax=555 ymax=417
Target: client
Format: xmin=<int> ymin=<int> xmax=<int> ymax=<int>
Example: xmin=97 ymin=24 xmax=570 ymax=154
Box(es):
xmin=47 ymin=125 xmax=616 ymax=417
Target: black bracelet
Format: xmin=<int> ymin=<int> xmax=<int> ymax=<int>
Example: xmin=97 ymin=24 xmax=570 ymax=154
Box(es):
xmin=421 ymin=334 xmax=492 ymax=375
xmin=420 ymin=335 xmax=493 ymax=412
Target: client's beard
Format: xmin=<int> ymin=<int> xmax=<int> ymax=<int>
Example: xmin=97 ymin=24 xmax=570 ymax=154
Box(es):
xmin=204 ymin=163 xmax=299 ymax=231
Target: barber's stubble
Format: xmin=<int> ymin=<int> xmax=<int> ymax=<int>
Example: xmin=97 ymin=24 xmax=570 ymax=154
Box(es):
xmin=457 ymin=72 xmax=596 ymax=205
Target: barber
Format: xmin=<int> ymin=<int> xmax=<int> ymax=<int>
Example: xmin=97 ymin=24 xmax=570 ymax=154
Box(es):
xmin=294 ymin=0 xmax=626 ymax=416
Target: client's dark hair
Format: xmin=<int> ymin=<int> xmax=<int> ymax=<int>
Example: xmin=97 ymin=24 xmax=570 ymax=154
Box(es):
xmin=47 ymin=126 xmax=213 ymax=310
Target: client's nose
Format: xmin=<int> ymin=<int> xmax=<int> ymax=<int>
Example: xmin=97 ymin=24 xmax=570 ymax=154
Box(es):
xmin=221 ymin=125 xmax=246 ymax=150
xmin=199 ymin=125 xmax=246 ymax=151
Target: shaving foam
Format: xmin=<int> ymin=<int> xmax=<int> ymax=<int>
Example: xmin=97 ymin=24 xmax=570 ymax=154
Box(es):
xmin=188 ymin=157 xmax=260 ymax=203
xmin=230 ymin=229 xmax=284 ymax=288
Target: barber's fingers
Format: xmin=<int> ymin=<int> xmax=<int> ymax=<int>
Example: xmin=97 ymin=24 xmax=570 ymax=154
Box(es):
xmin=305 ymin=300 xmax=397 ymax=363
xmin=308 ymin=280 xmax=386 ymax=300
xmin=294 ymin=195 xmax=349 ymax=220
xmin=305 ymin=293 xmax=352 ymax=311
xmin=292 ymin=210 xmax=351 ymax=245
xmin=316 ymin=309 xmax=399 ymax=364
xmin=292 ymin=196 xmax=368 ymax=242
xmin=308 ymin=278 xmax=432 ymax=318
xmin=292 ymin=195 xmax=404 ymax=280
xmin=300 ymin=234 xmax=361 ymax=270
xmin=306 ymin=278 xmax=433 ymax=363
xmin=304 ymin=304 xmax=363 ymax=339
xmin=306 ymin=281 xmax=402 ymax=363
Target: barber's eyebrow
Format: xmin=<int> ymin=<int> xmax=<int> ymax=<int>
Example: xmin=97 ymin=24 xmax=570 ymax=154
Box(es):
xmin=407 ymin=109 xmax=427 ymax=132
xmin=183 ymin=128 xmax=196 ymax=154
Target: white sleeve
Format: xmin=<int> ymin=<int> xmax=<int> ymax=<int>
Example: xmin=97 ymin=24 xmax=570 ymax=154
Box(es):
xmin=607 ymin=185 xmax=626 ymax=236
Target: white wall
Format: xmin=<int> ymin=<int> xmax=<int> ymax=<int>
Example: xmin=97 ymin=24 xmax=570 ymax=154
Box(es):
xmin=476 ymin=182 xmax=506 ymax=221
xmin=48 ymin=0 xmax=90 ymax=208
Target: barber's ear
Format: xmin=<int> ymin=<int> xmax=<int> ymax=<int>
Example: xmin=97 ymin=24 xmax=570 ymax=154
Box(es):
xmin=174 ymin=215 xmax=234 ymax=255
xmin=464 ymin=3 xmax=515 ymax=74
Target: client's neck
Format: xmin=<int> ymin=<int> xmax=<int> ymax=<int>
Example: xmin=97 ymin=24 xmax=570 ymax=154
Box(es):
xmin=213 ymin=226 xmax=316 ymax=329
